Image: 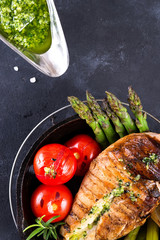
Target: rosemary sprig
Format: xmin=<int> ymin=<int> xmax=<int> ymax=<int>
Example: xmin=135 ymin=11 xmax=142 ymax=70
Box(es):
xmin=23 ymin=215 xmax=64 ymax=240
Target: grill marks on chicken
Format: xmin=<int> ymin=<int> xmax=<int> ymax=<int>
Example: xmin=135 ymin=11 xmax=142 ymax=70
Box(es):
xmin=116 ymin=134 xmax=160 ymax=180
xmin=61 ymin=133 xmax=160 ymax=240
xmin=96 ymin=180 xmax=159 ymax=240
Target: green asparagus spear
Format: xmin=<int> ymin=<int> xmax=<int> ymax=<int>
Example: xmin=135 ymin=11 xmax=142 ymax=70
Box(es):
xmin=128 ymin=86 xmax=149 ymax=133
xmin=146 ymin=218 xmax=159 ymax=240
xmin=103 ymin=99 xmax=127 ymax=138
xmin=68 ymin=96 xmax=107 ymax=148
xmin=124 ymin=226 xmax=141 ymax=240
xmin=86 ymin=91 xmax=118 ymax=144
xmin=136 ymin=223 xmax=147 ymax=240
xmin=106 ymin=91 xmax=138 ymax=134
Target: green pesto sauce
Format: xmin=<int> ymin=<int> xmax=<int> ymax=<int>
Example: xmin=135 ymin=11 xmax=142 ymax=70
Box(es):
xmin=68 ymin=180 xmax=141 ymax=240
xmin=0 ymin=0 xmax=51 ymax=53
xmin=68 ymin=181 xmax=125 ymax=240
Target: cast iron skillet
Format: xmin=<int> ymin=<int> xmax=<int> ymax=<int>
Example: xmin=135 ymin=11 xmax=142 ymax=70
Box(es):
xmin=16 ymin=115 xmax=94 ymax=240
xmin=15 ymin=108 xmax=160 ymax=240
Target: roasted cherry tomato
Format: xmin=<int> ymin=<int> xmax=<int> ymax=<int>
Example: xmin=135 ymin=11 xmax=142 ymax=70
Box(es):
xmin=65 ymin=134 xmax=101 ymax=176
xmin=31 ymin=184 xmax=73 ymax=222
xmin=33 ymin=144 xmax=77 ymax=185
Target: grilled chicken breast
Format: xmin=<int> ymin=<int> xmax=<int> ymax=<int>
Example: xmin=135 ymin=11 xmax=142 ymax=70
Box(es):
xmin=60 ymin=132 xmax=160 ymax=240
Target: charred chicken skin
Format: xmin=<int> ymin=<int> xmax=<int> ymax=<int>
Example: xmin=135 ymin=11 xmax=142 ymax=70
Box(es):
xmin=60 ymin=132 xmax=160 ymax=240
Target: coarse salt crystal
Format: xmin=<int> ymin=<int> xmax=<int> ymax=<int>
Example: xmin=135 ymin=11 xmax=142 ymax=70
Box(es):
xmin=30 ymin=77 xmax=37 ymax=83
xmin=14 ymin=66 xmax=19 ymax=71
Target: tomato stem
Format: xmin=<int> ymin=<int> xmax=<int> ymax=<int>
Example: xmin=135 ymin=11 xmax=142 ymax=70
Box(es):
xmin=73 ymin=152 xmax=80 ymax=160
xmin=44 ymin=167 xmax=57 ymax=179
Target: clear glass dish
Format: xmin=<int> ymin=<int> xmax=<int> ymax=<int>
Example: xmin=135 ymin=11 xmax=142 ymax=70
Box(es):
xmin=9 ymin=101 xmax=160 ymax=238
xmin=0 ymin=0 xmax=69 ymax=77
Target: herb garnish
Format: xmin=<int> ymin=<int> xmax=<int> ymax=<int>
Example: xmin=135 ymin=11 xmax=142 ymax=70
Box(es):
xmin=67 ymin=179 xmax=142 ymax=240
xmin=118 ymin=158 xmax=124 ymax=162
xmin=88 ymin=206 xmax=99 ymax=215
xmin=134 ymin=174 xmax=141 ymax=181
xmin=125 ymin=182 xmax=130 ymax=187
xmin=129 ymin=191 xmax=137 ymax=202
xmin=68 ymin=180 xmax=126 ymax=240
xmin=23 ymin=215 xmax=64 ymax=240
xmin=142 ymin=153 xmax=158 ymax=169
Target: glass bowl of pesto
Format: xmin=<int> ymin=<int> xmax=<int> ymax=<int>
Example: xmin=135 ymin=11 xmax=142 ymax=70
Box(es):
xmin=0 ymin=0 xmax=69 ymax=77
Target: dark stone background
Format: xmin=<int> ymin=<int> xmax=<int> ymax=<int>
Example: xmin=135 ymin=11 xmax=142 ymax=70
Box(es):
xmin=0 ymin=0 xmax=160 ymax=239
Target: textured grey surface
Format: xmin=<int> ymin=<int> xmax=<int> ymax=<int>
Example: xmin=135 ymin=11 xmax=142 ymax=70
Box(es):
xmin=0 ymin=0 xmax=160 ymax=239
